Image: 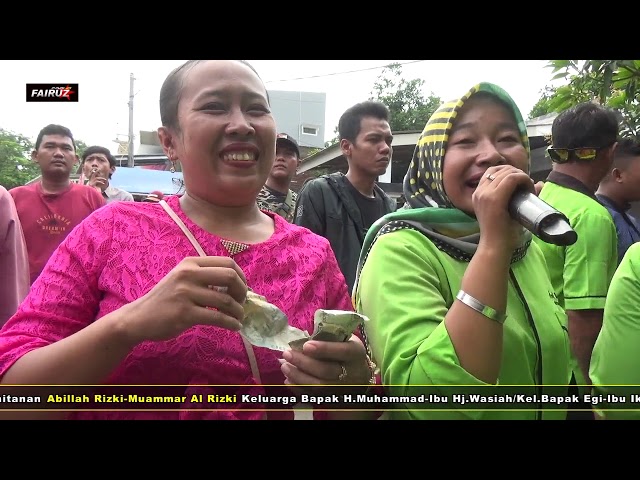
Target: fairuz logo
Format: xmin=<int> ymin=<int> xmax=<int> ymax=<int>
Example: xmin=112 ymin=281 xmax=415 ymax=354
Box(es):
xmin=26 ymin=83 xmax=79 ymax=102
xmin=31 ymin=85 xmax=75 ymax=99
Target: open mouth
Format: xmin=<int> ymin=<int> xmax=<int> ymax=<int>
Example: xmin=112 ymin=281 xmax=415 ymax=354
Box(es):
xmin=465 ymin=172 xmax=486 ymax=189
xmin=220 ymin=151 xmax=259 ymax=170
xmin=222 ymin=152 xmax=256 ymax=162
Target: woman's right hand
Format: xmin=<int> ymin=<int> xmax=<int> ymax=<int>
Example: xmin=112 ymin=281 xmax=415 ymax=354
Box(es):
xmin=472 ymin=164 xmax=535 ymax=252
xmin=120 ymin=256 xmax=248 ymax=345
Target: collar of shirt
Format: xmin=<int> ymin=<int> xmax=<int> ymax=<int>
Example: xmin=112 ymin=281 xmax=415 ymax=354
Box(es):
xmin=596 ymin=193 xmax=631 ymax=213
xmin=104 ymin=185 xmax=117 ymax=198
xmin=546 ymin=170 xmax=598 ymax=202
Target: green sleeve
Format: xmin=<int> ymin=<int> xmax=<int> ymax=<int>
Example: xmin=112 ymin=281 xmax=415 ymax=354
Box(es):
xmin=563 ymin=212 xmax=617 ymax=310
xmin=357 ymin=228 xmax=491 ymax=420
xmin=590 ymin=242 xmax=640 ymax=419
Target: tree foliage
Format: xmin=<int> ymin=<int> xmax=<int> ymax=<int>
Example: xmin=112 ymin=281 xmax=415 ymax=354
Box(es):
xmin=0 ymin=128 xmax=38 ymax=190
xmin=75 ymin=139 xmax=88 ymax=159
xmin=531 ymin=60 xmax=640 ymax=140
xmin=73 ymin=139 xmax=89 ymax=174
xmin=528 ymin=86 xmax=559 ymax=119
xmin=369 ymin=63 xmax=442 ymax=132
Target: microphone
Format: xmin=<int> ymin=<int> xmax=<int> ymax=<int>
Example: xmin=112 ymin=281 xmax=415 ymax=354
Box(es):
xmin=508 ymin=189 xmax=578 ymax=246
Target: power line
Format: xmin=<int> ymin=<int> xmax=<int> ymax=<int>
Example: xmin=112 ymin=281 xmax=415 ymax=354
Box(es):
xmin=263 ymin=60 xmax=426 ymax=84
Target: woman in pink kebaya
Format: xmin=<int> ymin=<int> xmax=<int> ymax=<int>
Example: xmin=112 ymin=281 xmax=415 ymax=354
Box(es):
xmin=0 ymin=60 xmax=376 ymax=420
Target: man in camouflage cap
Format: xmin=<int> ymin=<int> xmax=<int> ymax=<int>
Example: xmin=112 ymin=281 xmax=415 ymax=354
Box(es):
xmin=257 ymin=133 xmax=300 ymax=222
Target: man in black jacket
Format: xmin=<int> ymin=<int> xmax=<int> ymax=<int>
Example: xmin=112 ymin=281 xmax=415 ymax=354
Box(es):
xmin=294 ymin=100 xmax=396 ymax=292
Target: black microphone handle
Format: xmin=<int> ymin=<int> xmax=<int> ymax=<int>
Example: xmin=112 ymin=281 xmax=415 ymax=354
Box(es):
xmin=508 ymin=190 xmax=578 ymax=246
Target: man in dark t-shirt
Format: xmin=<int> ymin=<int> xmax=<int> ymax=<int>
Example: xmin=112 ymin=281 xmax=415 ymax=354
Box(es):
xmin=344 ymin=179 xmax=386 ymax=232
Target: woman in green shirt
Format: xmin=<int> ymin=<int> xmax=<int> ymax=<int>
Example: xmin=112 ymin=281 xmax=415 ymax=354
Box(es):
xmin=354 ymin=83 xmax=571 ymax=420
xmin=590 ymin=242 xmax=640 ymax=420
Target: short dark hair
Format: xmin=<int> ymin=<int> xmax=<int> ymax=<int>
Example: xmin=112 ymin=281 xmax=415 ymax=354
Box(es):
xmin=35 ymin=124 xmax=75 ymax=150
xmin=82 ymin=145 xmax=116 ymax=168
xmin=159 ymin=60 xmax=269 ymax=131
xmin=338 ymin=100 xmax=390 ymax=143
xmin=551 ymin=102 xmax=619 ymax=156
xmin=612 ymin=137 xmax=640 ymax=170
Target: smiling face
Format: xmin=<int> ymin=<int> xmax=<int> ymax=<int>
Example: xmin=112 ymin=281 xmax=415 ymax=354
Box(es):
xmin=442 ymin=94 xmax=529 ymax=215
xmin=157 ymin=60 xmax=276 ymax=207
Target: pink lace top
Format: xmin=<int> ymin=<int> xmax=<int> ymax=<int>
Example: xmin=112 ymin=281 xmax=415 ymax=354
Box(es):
xmin=0 ymin=195 xmax=353 ymax=419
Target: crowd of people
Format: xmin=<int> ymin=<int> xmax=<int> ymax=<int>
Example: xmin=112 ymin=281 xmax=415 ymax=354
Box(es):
xmin=1 ymin=59 xmax=640 ymax=420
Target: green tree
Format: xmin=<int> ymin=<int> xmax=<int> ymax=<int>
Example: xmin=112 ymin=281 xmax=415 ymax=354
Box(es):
xmin=542 ymin=60 xmax=640 ymax=140
xmin=73 ymin=139 xmax=89 ymax=174
xmin=528 ymin=86 xmax=559 ymax=119
xmin=325 ymin=63 xmax=442 ymax=146
xmin=370 ymin=63 xmax=442 ymax=132
xmin=0 ymin=128 xmax=38 ymax=190
xmin=75 ymin=139 xmax=88 ymax=159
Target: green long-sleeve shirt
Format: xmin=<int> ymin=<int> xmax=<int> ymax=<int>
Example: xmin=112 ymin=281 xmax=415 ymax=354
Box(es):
xmin=356 ymin=228 xmax=571 ymax=420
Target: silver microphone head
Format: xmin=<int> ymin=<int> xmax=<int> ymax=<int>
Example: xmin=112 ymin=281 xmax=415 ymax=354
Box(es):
xmin=508 ymin=190 xmax=578 ymax=246
xmin=537 ymin=213 xmax=578 ymax=246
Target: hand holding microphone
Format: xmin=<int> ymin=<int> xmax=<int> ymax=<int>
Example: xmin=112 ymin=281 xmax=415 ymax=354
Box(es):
xmin=473 ymin=165 xmax=577 ymax=251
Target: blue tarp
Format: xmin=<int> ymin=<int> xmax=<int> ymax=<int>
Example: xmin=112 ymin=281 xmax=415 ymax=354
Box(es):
xmin=109 ymin=168 xmax=184 ymax=196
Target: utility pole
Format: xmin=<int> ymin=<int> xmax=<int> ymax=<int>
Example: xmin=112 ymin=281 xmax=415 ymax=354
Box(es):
xmin=127 ymin=73 xmax=135 ymax=167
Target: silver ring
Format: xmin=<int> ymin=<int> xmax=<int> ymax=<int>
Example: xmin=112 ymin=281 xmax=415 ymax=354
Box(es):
xmin=486 ymin=173 xmax=496 ymax=181
xmin=338 ymin=364 xmax=347 ymax=382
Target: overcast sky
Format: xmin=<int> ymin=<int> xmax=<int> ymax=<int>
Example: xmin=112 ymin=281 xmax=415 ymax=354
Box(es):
xmin=0 ymin=60 xmax=563 ymax=153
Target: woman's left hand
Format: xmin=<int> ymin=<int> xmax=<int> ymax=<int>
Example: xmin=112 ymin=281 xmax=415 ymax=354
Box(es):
xmin=280 ymin=335 xmax=372 ymax=392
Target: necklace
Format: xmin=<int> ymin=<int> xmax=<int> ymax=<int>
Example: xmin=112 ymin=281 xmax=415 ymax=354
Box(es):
xmin=220 ymin=239 xmax=251 ymax=256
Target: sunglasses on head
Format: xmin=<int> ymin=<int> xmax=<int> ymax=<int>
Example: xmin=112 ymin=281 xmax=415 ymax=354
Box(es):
xmin=546 ymin=143 xmax=613 ymax=163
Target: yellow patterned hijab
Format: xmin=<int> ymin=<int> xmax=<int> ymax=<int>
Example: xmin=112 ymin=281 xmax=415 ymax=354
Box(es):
xmin=353 ymin=82 xmax=533 ymax=299
xmin=405 ymin=82 xmax=531 ymax=212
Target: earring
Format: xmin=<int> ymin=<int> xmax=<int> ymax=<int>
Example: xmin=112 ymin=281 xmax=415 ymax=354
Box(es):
xmin=167 ymin=150 xmax=177 ymax=173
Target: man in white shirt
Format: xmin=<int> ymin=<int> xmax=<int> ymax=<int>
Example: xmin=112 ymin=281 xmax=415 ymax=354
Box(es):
xmin=80 ymin=146 xmax=134 ymax=203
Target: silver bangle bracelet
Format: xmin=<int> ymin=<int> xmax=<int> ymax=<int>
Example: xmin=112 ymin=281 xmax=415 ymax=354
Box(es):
xmin=455 ymin=290 xmax=507 ymax=324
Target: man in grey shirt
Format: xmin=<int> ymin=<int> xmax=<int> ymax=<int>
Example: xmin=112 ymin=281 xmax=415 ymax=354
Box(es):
xmin=80 ymin=146 xmax=134 ymax=203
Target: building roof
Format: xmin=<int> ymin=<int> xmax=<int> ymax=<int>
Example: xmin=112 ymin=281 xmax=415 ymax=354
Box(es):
xmin=526 ymin=112 xmax=558 ymax=138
